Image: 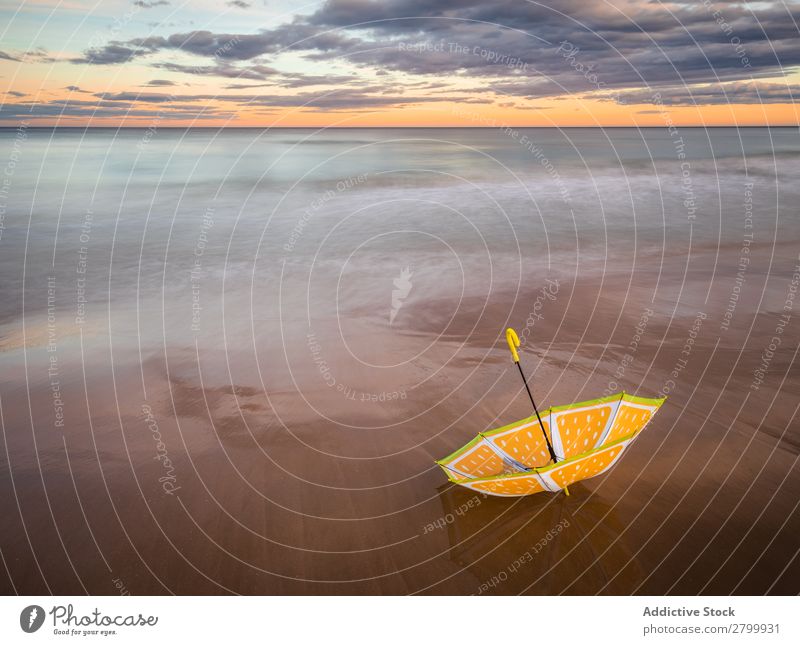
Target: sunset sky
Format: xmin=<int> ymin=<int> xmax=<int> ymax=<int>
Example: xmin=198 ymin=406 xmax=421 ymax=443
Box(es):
xmin=1 ymin=0 xmax=798 ymax=127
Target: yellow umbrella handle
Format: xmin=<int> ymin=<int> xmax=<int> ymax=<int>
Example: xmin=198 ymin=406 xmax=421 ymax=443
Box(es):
xmin=505 ymin=327 xmax=520 ymax=363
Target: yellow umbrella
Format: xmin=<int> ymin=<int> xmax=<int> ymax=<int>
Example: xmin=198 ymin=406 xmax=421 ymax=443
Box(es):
xmin=436 ymin=328 xmax=665 ymax=497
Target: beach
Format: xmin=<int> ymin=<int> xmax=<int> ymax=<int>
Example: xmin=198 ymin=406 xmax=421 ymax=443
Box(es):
xmin=1 ymin=126 xmax=799 ymax=594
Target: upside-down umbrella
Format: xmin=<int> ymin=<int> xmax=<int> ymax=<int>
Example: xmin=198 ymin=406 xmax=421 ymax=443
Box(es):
xmin=436 ymin=328 xmax=666 ymax=497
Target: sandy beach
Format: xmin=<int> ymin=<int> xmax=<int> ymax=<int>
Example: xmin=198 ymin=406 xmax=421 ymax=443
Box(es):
xmin=2 ymin=242 xmax=799 ymax=595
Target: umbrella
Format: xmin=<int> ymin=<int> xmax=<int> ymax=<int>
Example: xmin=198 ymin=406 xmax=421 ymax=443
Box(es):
xmin=436 ymin=327 xmax=666 ymax=497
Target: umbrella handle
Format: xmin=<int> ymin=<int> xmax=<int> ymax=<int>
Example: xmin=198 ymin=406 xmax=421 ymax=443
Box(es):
xmin=505 ymin=327 xmax=520 ymax=363
xmin=506 ymin=325 xmax=561 ymax=471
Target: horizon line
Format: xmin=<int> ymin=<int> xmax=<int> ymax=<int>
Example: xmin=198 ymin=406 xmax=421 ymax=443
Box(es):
xmin=2 ymin=124 xmax=799 ymax=129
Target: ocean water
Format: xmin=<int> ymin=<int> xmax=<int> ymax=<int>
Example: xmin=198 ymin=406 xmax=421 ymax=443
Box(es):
xmin=2 ymin=127 xmax=799 ymax=347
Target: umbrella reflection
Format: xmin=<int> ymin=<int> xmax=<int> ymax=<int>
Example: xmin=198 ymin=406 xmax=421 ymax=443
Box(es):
xmin=435 ymin=482 xmax=644 ymax=594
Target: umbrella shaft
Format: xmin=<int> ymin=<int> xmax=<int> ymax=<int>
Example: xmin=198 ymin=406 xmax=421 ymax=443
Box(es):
xmin=516 ymin=362 xmax=558 ymax=464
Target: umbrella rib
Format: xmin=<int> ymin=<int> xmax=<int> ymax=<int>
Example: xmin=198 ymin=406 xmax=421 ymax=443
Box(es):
xmin=516 ymin=361 xmax=558 ymax=464
xmin=597 ymin=391 xmax=627 ymax=448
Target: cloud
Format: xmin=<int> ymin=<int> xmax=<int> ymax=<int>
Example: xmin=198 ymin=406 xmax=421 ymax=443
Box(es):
xmin=133 ymin=1 xmax=170 ymax=8
xmin=71 ymin=24 xmax=363 ymax=67
xmin=152 ymin=60 xmax=278 ymax=80
xmin=280 ymin=72 xmax=362 ymax=87
xmin=0 ymin=99 xmax=233 ymax=122
xmin=156 ymin=31 xmax=270 ymax=59
xmin=221 ymin=73 xmax=360 ymax=89
xmin=226 ymin=1 xmax=251 ymax=8
xmin=223 ymin=82 xmax=272 ymax=89
xmin=89 ymin=87 xmax=492 ymax=111
xmin=21 ymin=47 xmax=55 ymax=63
xmin=63 ymin=0 xmax=800 ymax=108
xmin=73 ymin=31 xmax=278 ymax=64
xmin=71 ymin=44 xmax=154 ymax=65
xmin=300 ymin=0 xmax=800 ymax=96
xmin=614 ymin=81 xmax=800 ymax=106
xmin=96 ymin=91 xmax=177 ymax=103
xmin=0 ymin=50 xmax=20 ymax=61
xmin=144 ymin=79 xmax=178 ymax=86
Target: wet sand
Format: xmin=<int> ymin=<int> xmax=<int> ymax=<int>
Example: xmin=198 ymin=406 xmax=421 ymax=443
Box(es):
xmin=2 ymin=232 xmax=799 ymax=596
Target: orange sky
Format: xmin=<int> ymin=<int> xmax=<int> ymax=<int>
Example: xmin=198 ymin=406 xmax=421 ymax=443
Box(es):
xmin=4 ymin=95 xmax=795 ymax=128
xmin=1 ymin=1 xmax=799 ymax=127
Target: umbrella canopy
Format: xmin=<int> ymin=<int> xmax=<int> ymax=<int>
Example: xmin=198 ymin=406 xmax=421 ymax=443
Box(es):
xmin=436 ymin=392 xmax=665 ymax=497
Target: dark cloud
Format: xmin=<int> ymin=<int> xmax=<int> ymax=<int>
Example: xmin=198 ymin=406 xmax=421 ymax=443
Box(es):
xmin=71 ymin=23 xmax=363 ymax=67
xmin=144 ymin=79 xmax=178 ymax=86
xmin=74 ymin=30 xmax=283 ymax=64
xmin=72 ymin=44 xmax=153 ymax=65
xmin=156 ymin=31 xmax=272 ymax=59
xmin=96 ymin=92 xmax=176 ymax=103
xmin=223 ymin=82 xmax=272 ymax=89
xmin=226 ymin=1 xmax=251 ymax=8
xmin=89 ymin=88 xmax=492 ymax=111
xmin=2 ymin=47 xmax=53 ymax=63
xmin=64 ymin=0 xmax=800 ymax=107
xmin=133 ymin=1 xmax=170 ymax=8
xmin=613 ymin=81 xmax=800 ymax=106
xmin=222 ymin=72 xmax=360 ymax=89
xmin=300 ymin=0 xmax=800 ymax=96
xmin=279 ymin=72 xmax=361 ymax=88
xmin=152 ymin=61 xmax=278 ymax=80
xmin=0 ymin=99 xmax=232 ymax=121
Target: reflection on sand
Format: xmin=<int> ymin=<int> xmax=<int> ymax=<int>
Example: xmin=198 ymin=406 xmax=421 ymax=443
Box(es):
xmin=436 ymin=482 xmax=643 ymax=594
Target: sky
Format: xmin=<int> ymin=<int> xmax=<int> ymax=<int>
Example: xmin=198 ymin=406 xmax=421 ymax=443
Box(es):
xmin=0 ymin=0 xmax=798 ymax=127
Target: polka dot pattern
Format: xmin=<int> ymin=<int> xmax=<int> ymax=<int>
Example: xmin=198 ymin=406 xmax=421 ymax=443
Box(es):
xmin=554 ymin=404 xmax=614 ymax=458
xmin=464 ymin=474 xmax=547 ymax=497
xmin=548 ymin=444 xmax=625 ymax=490
xmin=602 ymin=403 xmax=655 ymax=446
xmin=439 ymin=395 xmax=665 ymax=496
xmin=450 ymin=443 xmax=505 ymax=478
xmin=485 ymin=420 xmax=552 ymax=468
